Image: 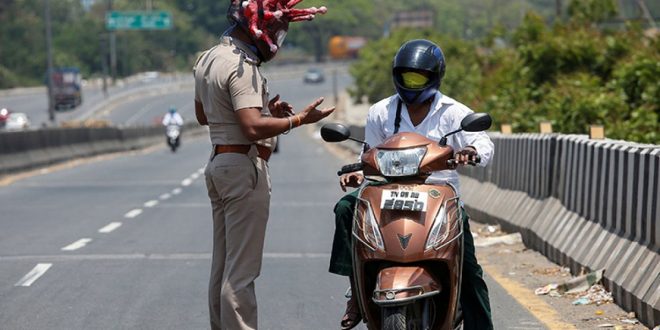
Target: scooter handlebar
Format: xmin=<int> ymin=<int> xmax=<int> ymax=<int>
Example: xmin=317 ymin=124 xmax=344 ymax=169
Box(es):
xmin=337 ymin=163 xmax=364 ymax=176
xmin=447 ymin=155 xmax=481 ymax=168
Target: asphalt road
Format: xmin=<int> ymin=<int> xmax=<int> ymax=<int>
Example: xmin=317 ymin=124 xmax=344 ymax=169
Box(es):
xmin=0 ymin=127 xmax=545 ymax=329
xmin=0 ymin=62 xmax=545 ymax=329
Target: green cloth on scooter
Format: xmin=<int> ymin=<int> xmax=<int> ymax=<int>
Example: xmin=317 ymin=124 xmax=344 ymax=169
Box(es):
xmin=328 ymin=189 xmax=493 ymax=330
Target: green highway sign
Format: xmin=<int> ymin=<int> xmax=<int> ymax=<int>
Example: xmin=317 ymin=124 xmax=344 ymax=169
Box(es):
xmin=106 ymin=11 xmax=172 ymax=30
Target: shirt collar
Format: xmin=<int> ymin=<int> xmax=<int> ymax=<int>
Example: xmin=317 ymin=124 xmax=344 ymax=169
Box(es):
xmin=435 ymin=91 xmax=454 ymax=106
xmin=423 ymin=91 xmax=453 ymax=117
xmin=221 ymin=36 xmax=261 ymax=66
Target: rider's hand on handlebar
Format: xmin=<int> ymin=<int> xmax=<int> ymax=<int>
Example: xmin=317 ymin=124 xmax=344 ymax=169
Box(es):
xmin=455 ymin=146 xmax=478 ymax=165
xmin=339 ymin=172 xmax=364 ymax=192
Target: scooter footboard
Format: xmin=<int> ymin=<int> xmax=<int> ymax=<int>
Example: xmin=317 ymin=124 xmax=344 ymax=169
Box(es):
xmin=372 ymin=266 xmax=441 ymax=306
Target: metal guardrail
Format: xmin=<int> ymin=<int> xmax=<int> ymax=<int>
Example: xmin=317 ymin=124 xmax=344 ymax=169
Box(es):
xmin=459 ymin=133 xmax=660 ymax=327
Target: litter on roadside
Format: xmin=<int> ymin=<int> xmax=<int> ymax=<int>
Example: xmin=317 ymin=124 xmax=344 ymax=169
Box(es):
xmin=571 ymin=284 xmax=613 ymax=306
xmin=558 ymin=269 xmax=604 ymax=294
xmin=597 ymin=325 xmax=634 ymax=330
xmin=572 ymin=297 xmax=590 ymax=305
xmin=534 ymin=269 xmax=610 ymax=304
xmin=620 ymin=318 xmax=639 ymax=325
xmin=474 ymin=233 xmax=522 ymax=247
xmin=476 ymin=224 xmax=503 ymax=237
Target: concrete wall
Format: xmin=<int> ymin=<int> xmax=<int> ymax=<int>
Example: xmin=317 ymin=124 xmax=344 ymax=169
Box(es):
xmin=0 ymin=123 xmax=204 ymax=175
xmin=459 ymin=133 xmax=659 ymax=327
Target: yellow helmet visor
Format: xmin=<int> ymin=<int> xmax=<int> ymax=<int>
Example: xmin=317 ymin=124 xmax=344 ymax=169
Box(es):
xmin=401 ymin=71 xmax=430 ymax=89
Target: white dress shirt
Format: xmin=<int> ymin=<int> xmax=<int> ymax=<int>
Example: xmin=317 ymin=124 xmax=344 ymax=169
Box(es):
xmin=162 ymin=112 xmax=184 ymax=126
xmin=363 ymin=91 xmax=494 ymax=193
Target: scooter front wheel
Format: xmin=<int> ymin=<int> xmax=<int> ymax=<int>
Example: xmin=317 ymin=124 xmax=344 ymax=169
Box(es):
xmin=382 ymin=306 xmax=406 ymax=330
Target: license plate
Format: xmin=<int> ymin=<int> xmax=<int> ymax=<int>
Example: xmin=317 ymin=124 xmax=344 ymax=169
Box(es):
xmin=380 ymin=190 xmax=428 ymax=212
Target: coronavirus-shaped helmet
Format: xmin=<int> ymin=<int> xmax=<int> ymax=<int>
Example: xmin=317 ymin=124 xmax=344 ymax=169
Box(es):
xmin=228 ymin=0 xmax=327 ymax=62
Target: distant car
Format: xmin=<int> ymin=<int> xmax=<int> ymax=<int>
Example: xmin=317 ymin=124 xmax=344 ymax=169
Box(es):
xmin=0 ymin=108 xmax=9 ymax=129
xmin=303 ymin=68 xmax=325 ymax=84
xmin=5 ymin=112 xmax=30 ymax=131
xmin=140 ymin=71 xmax=160 ymax=83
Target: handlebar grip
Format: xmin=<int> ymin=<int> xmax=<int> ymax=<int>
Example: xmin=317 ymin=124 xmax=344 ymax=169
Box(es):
xmin=468 ymin=155 xmax=481 ymax=166
xmin=337 ymin=163 xmax=363 ymax=176
xmin=448 ymin=155 xmax=481 ymax=168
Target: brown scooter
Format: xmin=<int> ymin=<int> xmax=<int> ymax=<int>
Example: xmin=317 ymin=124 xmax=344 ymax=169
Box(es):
xmin=321 ymin=113 xmax=492 ymax=330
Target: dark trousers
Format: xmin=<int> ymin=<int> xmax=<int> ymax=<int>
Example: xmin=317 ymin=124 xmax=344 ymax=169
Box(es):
xmin=329 ymin=190 xmax=494 ymax=330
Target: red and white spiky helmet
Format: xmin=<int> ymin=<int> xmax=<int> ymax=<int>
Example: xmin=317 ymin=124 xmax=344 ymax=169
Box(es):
xmin=228 ymin=0 xmax=327 ymax=56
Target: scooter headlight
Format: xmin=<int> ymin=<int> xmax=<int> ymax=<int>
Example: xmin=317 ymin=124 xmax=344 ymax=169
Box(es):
xmin=425 ymin=206 xmax=448 ymax=251
xmin=376 ymin=147 xmax=427 ymax=177
xmin=353 ymin=200 xmax=385 ymax=251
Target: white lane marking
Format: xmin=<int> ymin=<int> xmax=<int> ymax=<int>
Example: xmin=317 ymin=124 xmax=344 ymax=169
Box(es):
xmin=61 ymin=238 xmax=93 ymax=251
xmin=159 ymin=193 xmax=171 ymax=200
xmin=181 ymin=179 xmax=192 ymax=186
xmin=191 ymin=173 xmax=200 ymax=180
xmin=124 ymin=209 xmax=143 ymax=218
xmin=197 ymin=169 xmax=205 ymax=175
xmin=172 ymin=188 xmax=182 ymax=195
xmin=98 ymin=222 xmax=122 ymax=233
xmin=15 ymin=263 xmax=53 ymax=287
xmin=144 ymin=200 xmax=159 ymax=208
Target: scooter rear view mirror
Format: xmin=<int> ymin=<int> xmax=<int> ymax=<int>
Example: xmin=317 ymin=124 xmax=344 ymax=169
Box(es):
xmin=461 ymin=113 xmax=492 ymax=132
xmin=321 ymin=123 xmax=351 ymax=142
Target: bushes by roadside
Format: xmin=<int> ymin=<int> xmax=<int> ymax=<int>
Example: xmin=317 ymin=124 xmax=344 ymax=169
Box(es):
xmin=349 ymin=1 xmax=659 ymax=144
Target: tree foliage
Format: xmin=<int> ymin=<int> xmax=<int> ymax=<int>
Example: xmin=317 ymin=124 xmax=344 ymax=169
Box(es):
xmin=350 ymin=0 xmax=659 ymax=144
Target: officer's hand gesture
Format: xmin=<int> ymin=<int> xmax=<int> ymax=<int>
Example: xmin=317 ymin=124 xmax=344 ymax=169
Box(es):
xmin=298 ymin=97 xmax=335 ymax=124
xmin=268 ymin=94 xmax=294 ymax=118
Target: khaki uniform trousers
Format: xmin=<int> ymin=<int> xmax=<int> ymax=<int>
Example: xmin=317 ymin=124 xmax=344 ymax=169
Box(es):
xmin=204 ymin=151 xmax=271 ymax=330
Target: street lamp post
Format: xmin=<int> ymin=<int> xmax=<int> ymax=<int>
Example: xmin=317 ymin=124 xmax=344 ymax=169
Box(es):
xmin=44 ymin=0 xmax=55 ymax=124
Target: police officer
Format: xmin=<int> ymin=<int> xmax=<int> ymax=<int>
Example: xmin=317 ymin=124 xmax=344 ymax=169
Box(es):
xmin=193 ymin=1 xmax=330 ymax=329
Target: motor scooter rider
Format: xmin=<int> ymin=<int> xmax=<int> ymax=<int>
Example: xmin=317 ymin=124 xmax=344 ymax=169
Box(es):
xmin=163 ymin=107 xmax=184 ymax=147
xmin=163 ymin=106 xmax=184 ymax=126
xmin=329 ymin=39 xmax=495 ymax=330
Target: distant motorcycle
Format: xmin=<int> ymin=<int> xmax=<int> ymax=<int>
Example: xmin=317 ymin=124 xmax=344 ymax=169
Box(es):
xmin=166 ymin=124 xmax=181 ymax=152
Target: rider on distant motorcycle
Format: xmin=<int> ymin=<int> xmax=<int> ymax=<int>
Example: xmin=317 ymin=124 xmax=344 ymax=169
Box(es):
xmin=163 ymin=106 xmax=184 ymax=127
xmin=163 ymin=107 xmax=184 ymax=148
xmin=329 ymin=39 xmax=495 ymax=330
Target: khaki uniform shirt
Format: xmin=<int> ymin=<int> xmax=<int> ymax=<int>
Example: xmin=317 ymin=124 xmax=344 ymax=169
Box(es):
xmin=193 ymin=36 xmax=276 ymax=149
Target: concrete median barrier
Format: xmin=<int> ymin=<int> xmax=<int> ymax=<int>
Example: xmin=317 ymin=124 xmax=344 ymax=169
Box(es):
xmin=0 ymin=122 xmax=205 ymax=175
xmin=459 ymin=133 xmax=659 ymax=328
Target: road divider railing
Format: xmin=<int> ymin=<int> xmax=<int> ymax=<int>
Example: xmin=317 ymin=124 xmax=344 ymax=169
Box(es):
xmin=458 ymin=133 xmax=659 ymax=328
xmin=0 ymin=122 xmax=205 ymax=175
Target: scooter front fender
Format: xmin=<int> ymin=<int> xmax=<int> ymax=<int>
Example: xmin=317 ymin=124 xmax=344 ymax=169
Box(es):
xmin=372 ymin=266 xmax=441 ymax=306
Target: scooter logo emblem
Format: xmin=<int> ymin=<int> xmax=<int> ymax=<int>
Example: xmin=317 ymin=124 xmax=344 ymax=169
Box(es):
xmin=429 ymin=189 xmax=441 ymax=199
xmin=398 ymin=233 xmax=412 ymax=249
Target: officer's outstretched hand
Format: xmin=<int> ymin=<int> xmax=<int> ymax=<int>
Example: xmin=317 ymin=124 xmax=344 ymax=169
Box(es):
xmin=298 ymin=97 xmax=335 ymax=124
xmin=268 ymin=94 xmax=294 ymax=118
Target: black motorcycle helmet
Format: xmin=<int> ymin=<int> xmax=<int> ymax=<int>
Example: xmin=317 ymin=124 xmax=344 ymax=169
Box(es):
xmin=392 ymin=39 xmax=446 ymax=105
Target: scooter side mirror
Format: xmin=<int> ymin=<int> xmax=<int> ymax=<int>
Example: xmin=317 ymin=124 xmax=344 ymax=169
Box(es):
xmin=321 ymin=123 xmax=351 ymax=142
xmin=461 ymin=113 xmax=492 ymax=132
